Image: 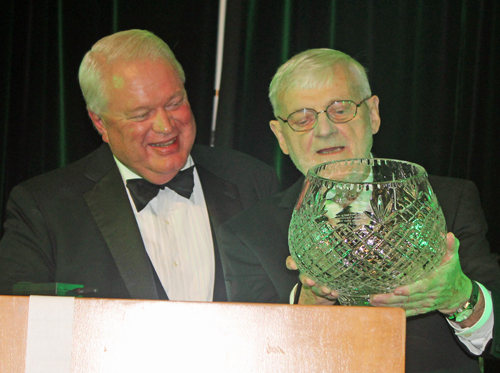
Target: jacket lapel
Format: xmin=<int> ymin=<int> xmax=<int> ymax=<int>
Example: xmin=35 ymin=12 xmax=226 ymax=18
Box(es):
xmin=83 ymin=145 xmax=159 ymax=299
xmin=195 ymin=164 xmax=242 ymax=301
xmin=196 ymin=164 xmax=243 ymax=229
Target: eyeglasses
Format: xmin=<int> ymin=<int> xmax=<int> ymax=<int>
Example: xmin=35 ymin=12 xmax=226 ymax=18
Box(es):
xmin=277 ymin=97 xmax=371 ymax=132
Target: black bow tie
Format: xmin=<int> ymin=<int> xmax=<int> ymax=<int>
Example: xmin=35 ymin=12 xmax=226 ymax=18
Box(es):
xmin=126 ymin=166 xmax=195 ymax=212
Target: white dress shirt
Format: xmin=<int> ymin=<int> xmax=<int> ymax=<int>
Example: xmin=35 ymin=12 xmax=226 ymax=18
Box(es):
xmin=115 ymin=156 xmax=215 ymax=301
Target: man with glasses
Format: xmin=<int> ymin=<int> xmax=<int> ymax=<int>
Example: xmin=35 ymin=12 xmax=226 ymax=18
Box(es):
xmin=218 ymin=49 xmax=500 ymax=372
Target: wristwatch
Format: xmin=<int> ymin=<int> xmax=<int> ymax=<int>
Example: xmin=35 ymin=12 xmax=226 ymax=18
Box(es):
xmin=447 ymin=280 xmax=480 ymax=323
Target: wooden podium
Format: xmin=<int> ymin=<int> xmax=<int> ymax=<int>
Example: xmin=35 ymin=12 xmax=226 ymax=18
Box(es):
xmin=0 ymin=296 xmax=405 ymax=372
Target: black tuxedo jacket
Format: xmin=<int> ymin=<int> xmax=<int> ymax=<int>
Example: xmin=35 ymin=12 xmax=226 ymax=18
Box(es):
xmin=219 ymin=175 xmax=500 ymax=372
xmin=0 ymin=143 xmax=279 ymax=300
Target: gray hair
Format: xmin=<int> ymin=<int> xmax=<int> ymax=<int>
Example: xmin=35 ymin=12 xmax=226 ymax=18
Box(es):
xmin=78 ymin=29 xmax=185 ymax=115
xmin=269 ymin=49 xmax=371 ymax=117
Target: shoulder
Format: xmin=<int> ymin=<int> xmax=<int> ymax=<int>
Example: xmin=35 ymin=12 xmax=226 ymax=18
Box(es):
xmin=220 ymin=179 xmax=302 ymax=239
xmin=428 ymin=175 xmax=488 ymax=244
xmin=11 ymin=144 xmax=111 ymax=198
xmin=192 ymin=145 xmax=280 ymax=204
xmin=428 ymin=175 xmax=480 ymax=209
xmin=192 ymin=144 xmax=276 ymax=176
xmin=224 ymin=192 xmax=285 ymax=229
xmin=218 ymin=187 xmax=291 ymax=260
xmin=428 ymin=174 xmax=476 ymax=191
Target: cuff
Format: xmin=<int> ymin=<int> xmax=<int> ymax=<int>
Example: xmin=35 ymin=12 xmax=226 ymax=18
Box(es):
xmin=290 ymin=283 xmax=299 ymax=304
xmin=448 ymin=282 xmax=494 ymax=355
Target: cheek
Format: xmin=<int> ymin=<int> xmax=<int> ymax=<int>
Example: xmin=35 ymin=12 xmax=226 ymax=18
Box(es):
xmin=127 ymin=122 xmax=152 ymax=140
xmin=294 ymin=134 xmax=314 ymax=157
xmin=174 ymin=110 xmax=196 ymax=137
xmin=176 ymin=106 xmax=194 ymax=124
xmin=352 ymin=127 xmax=373 ymax=155
xmin=107 ymin=124 xmax=152 ymax=151
xmin=289 ymin=138 xmax=315 ymax=165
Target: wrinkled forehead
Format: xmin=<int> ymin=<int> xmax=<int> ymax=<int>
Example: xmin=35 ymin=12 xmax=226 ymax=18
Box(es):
xmin=97 ymin=58 xmax=185 ymax=113
xmin=279 ymin=67 xmax=355 ymax=112
xmin=104 ymin=58 xmax=182 ymax=91
xmin=289 ymin=65 xmax=345 ymax=91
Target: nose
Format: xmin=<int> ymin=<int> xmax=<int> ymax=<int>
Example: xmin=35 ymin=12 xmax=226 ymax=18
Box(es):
xmin=153 ymin=109 xmax=174 ymax=133
xmin=314 ymin=110 xmax=338 ymax=137
xmin=152 ymin=109 xmax=175 ymax=134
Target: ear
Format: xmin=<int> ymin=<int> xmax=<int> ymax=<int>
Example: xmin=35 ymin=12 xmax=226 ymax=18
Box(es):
xmin=270 ymin=119 xmax=289 ymax=155
xmin=88 ymin=110 xmax=109 ymax=143
xmin=367 ymin=95 xmax=381 ymax=135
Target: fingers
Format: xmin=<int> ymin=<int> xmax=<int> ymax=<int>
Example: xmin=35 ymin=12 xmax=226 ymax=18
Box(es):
xmin=372 ymin=232 xmax=466 ymax=315
xmin=394 ymin=278 xmax=428 ymax=298
xmin=286 ymin=256 xmax=319 ymax=287
xmin=285 ymin=256 xmax=298 ymax=270
xmin=370 ymin=292 xmax=404 ymax=306
xmin=372 ymin=291 xmax=436 ymax=308
xmin=311 ymin=283 xmax=339 ymax=299
xmin=298 ymin=286 xmax=338 ymax=305
xmin=286 ymin=256 xmax=318 ymax=287
xmin=285 ymin=256 xmax=339 ymax=299
xmin=298 ymin=273 xmax=338 ymax=298
xmin=286 ymin=256 xmax=328 ymax=290
xmin=442 ymin=232 xmax=459 ymax=263
xmin=446 ymin=232 xmax=459 ymax=249
xmin=300 ymin=273 xmax=316 ymax=287
xmin=391 ymin=232 xmax=460 ymax=297
xmin=446 ymin=232 xmax=456 ymax=247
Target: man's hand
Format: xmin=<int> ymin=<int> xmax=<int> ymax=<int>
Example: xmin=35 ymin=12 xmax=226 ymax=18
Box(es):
xmin=298 ymin=285 xmax=338 ymax=305
xmin=286 ymin=256 xmax=339 ymax=304
xmin=370 ymin=233 xmax=480 ymax=321
xmin=286 ymin=233 xmax=484 ymax=327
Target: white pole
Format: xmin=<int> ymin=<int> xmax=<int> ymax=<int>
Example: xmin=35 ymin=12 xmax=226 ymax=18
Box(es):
xmin=210 ymin=0 xmax=227 ymax=147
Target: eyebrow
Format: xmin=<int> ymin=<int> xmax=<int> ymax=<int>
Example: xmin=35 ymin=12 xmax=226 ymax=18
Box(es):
xmin=126 ymin=107 xmax=152 ymax=116
xmin=289 ymin=99 xmax=343 ymax=113
xmin=127 ymin=91 xmax=186 ymax=114
xmin=169 ymin=91 xmax=186 ymax=100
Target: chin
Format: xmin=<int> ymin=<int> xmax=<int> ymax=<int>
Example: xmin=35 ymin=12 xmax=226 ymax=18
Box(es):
xmin=316 ymin=155 xmax=342 ymax=165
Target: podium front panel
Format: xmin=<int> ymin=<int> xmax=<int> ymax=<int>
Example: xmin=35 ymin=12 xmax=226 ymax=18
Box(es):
xmin=0 ymin=296 xmax=405 ymax=372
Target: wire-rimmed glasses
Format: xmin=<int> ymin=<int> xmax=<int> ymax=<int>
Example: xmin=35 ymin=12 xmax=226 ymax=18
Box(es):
xmin=278 ymin=97 xmax=371 ymax=132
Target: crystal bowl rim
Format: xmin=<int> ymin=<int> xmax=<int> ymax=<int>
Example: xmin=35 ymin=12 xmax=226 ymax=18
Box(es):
xmin=308 ymin=158 xmax=428 ymax=185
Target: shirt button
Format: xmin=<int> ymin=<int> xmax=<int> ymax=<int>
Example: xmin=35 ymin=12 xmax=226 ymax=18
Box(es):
xmin=173 ymin=261 xmax=178 ymax=267
xmin=164 ymin=220 xmax=169 ymax=224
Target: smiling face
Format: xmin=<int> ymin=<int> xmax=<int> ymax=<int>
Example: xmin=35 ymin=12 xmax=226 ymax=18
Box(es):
xmin=88 ymin=58 xmax=196 ymax=184
xmin=270 ymin=66 xmax=380 ymax=175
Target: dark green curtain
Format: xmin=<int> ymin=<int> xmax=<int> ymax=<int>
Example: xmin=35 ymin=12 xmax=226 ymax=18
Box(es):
xmin=0 ymin=0 xmax=219 ymax=223
xmin=2 ymin=0 xmax=500 ymax=257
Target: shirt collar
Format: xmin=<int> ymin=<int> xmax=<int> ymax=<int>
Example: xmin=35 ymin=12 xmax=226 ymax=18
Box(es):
xmin=114 ymin=155 xmax=194 ymax=182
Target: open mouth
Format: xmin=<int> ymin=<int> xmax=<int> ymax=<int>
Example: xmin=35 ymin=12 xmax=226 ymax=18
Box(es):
xmin=149 ymin=137 xmax=177 ymax=147
xmin=317 ymin=146 xmax=344 ymax=154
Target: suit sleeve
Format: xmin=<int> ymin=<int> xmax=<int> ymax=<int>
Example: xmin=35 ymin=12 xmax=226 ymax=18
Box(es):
xmin=0 ymin=185 xmax=57 ymax=293
xmin=445 ymin=179 xmax=500 ymax=358
xmin=449 ymin=181 xmax=500 ymax=287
